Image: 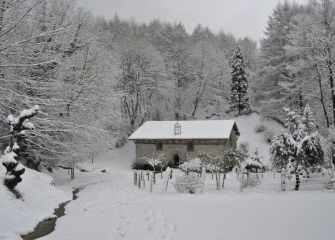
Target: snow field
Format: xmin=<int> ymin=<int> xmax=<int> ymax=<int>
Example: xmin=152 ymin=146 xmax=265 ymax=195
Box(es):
xmin=236 ymin=113 xmax=283 ymax=166
xmin=0 ymin=166 xmax=71 ymax=240
xmin=43 ymin=142 xmax=335 ymax=240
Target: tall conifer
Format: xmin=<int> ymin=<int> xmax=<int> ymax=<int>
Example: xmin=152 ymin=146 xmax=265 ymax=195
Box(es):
xmin=230 ymin=47 xmax=249 ymax=115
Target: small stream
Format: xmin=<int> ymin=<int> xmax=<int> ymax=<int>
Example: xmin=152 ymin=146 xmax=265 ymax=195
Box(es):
xmin=21 ymin=188 xmax=81 ymax=240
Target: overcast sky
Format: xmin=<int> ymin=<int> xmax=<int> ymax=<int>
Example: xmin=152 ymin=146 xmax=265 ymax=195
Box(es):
xmin=77 ymin=0 xmax=308 ymax=42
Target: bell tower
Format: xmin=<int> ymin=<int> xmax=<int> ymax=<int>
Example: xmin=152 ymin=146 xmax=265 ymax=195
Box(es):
xmin=174 ymin=121 xmax=181 ymax=135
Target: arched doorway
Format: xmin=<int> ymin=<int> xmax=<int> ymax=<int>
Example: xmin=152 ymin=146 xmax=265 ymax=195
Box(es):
xmin=173 ymin=154 xmax=180 ymax=167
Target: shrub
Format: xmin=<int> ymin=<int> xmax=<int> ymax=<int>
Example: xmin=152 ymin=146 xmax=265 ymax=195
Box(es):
xmin=243 ymin=150 xmax=265 ymax=173
xmin=174 ymin=175 xmax=202 ymax=194
xmin=264 ymin=130 xmax=275 ymax=143
xmin=238 ymin=142 xmax=249 ymax=156
xmin=255 ymin=124 xmax=267 ymax=133
xmin=115 ymin=135 xmax=127 ymax=148
xmin=179 ymin=158 xmax=202 ymax=173
xmin=222 ymin=149 xmax=245 ymax=172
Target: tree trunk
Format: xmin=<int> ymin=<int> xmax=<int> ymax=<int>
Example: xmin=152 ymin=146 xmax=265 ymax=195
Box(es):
xmin=322 ymin=0 xmax=335 ymax=124
xmin=315 ymin=63 xmax=330 ymax=127
xmin=0 ymin=1 xmax=6 ymax=33
xmin=192 ymin=76 xmax=208 ymax=117
xmin=294 ymin=169 xmax=300 ymax=191
xmin=327 ymin=62 xmax=335 ymax=125
xmin=298 ymin=90 xmax=303 ymax=111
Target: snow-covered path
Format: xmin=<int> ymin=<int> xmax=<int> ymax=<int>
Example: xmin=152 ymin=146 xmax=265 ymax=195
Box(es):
xmin=45 ymin=143 xmax=176 ymax=240
xmin=42 ymin=142 xmax=335 ymax=240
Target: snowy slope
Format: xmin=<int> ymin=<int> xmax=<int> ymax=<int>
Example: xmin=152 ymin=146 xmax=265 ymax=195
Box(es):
xmin=0 ymin=165 xmax=71 ymax=240
xmin=235 ymin=113 xmax=283 ymax=166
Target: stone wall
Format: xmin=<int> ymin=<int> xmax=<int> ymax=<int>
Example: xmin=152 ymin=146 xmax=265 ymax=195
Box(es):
xmin=134 ymin=139 xmax=236 ymax=168
xmin=187 ymin=142 xmax=232 ymax=160
xmin=135 ymin=143 xmax=161 ymax=167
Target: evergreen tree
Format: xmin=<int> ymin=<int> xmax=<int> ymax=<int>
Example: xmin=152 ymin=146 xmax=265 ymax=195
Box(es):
xmin=230 ymin=46 xmax=249 ymax=115
xmin=270 ymin=105 xmax=324 ymax=190
xmin=1 ymin=106 xmax=39 ymax=192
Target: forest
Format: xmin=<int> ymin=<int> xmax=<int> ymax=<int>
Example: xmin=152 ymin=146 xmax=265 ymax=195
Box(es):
xmin=0 ymin=0 xmax=334 ymax=171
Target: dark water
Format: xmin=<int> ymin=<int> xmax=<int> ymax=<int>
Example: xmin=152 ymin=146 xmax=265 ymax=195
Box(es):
xmin=21 ymin=188 xmax=81 ymax=240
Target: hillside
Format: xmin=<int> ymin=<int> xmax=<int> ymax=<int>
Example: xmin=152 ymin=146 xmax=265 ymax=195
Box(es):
xmin=235 ymin=113 xmax=283 ymax=166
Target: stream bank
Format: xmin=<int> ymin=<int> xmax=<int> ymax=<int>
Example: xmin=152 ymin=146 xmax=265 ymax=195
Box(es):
xmin=21 ymin=188 xmax=81 ymax=240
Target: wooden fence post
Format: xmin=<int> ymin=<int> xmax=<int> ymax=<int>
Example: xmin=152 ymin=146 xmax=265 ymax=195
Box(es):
xmin=70 ymin=161 xmax=75 ymax=180
xmin=222 ymin=173 xmax=226 ymax=189
xmin=201 ymin=167 xmax=206 ymax=193
xmin=240 ymin=173 xmax=244 ymax=193
xmin=150 ymin=172 xmax=153 ymax=192
xmin=134 ymin=170 xmax=137 ymax=186
xmin=281 ymin=172 xmax=286 ymax=192
xmin=138 ymin=171 xmax=141 ymax=189
xmin=142 ymin=171 xmax=145 ymax=188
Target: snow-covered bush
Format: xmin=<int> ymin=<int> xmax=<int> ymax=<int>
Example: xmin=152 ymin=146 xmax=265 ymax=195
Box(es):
xmin=174 ymin=175 xmax=203 ymax=194
xmin=198 ymin=152 xmax=221 ymax=172
xmin=197 ymin=151 xmax=244 ymax=173
xmin=198 ymin=151 xmax=244 ymax=190
xmin=243 ymin=150 xmax=265 ymax=173
xmin=179 ymin=158 xmax=202 ymax=173
xmin=244 ymin=159 xmax=264 ymax=172
xmin=1 ymin=106 xmax=39 ymax=191
xmin=115 ymin=135 xmax=128 ymax=148
xmin=255 ymin=124 xmax=267 ymax=133
xmin=264 ymin=129 xmax=275 ymax=143
xmin=221 ymin=149 xmax=245 ymax=172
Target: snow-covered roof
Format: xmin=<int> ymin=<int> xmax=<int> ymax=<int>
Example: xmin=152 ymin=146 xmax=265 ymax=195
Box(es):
xmin=128 ymin=120 xmax=239 ymax=140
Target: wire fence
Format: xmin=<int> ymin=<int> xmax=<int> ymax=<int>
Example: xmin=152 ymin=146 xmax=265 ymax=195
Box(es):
xmin=221 ymin=171 xmax=335 ymax=193
xmin=133 ymin=169 xmax=335 ymax=194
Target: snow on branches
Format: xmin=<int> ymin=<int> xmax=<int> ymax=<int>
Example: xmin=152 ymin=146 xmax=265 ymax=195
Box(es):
xmin=179 ymin=158 xmax=203 ymax=173
xmin=179 ymin=151 xmax=245 ymax=174
xmin=270 ymin=105 xmax=324 ymax=190
xmin=242 ymin=150 xmax=265 ymax=172
xmin=1 ymin=106 xmax=39 ymax=190
xmin=140 ymin=153 xmax=167 ymax=171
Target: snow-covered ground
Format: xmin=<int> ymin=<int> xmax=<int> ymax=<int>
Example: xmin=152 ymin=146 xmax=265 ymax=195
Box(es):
xmin=43 ymin=141 xmax=335 ymax=240
xmin=236 ymin=113 xmax=283 ymax=166
xmin=0 ymin=166 xmax=71 ymax=240
xmin=1 ymin=113 xmax=335 ymax=240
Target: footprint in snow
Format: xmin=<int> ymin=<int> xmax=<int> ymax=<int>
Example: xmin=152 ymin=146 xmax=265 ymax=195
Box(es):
xmin=142 ymin=207 xmax=175 ymax=240
xmin=114 ymin=213 xmax=130 ymax=239
xmin=117 ymin=200 xmax=128 ymax=206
